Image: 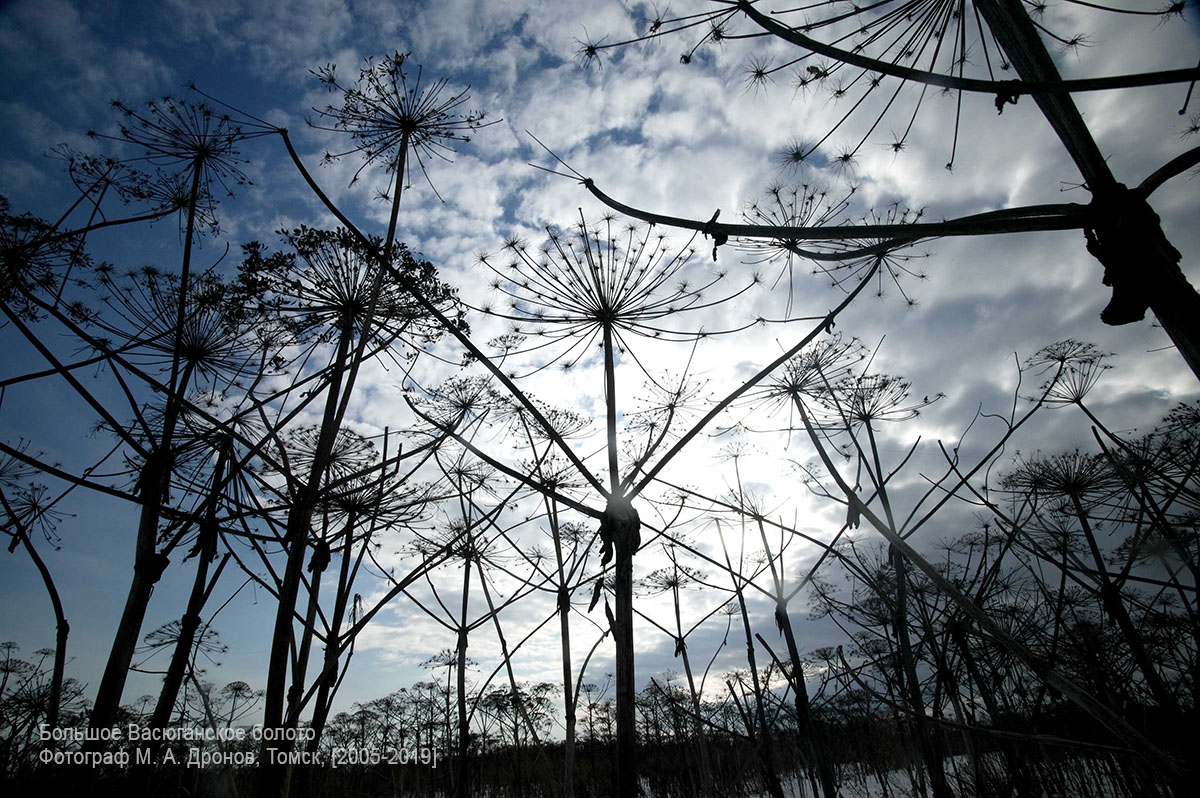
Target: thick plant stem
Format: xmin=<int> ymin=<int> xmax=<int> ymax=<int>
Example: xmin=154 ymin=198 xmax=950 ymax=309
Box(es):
xmin=90 ymin=436 xmax=180 ymax=734
xmin=455 ymin=542 xmax=472 ymax=798
xmin=263 ymin=159 xmax=406 ymax=766
xmin=600 ymin=318 xmax=643 ymax=797
xmin=306 ymin=541 xmax=353 ymax=745
xmin=862 ymin=417 xmax=951 ymax=798
xmin=606 ymin=494 xmax=640 ymax=798
xmin=90 ymin=521 xmax=170 ymax=732
xmin=287 ymin=514 xmax=357 ymax=732
xmin=746 ymin=480 xmax=835 ymax=798
xmin=775 ymin=603 xmax=837 ymax=798
xmin=549 ymin=502 xmax=578 ymax=798
xmin=890 ymin=545 xmax=952 ymax=798
xmin=602 ymin=324 xmax=619 ymax=497
xmin=90 ymin=167 xmax=203 ymax=732
xmin=261 ymin=332 xmax=356 ymax=798
xmin=974 ymin=0 xmax=1200 ymax=382
xmin=151 ymin=443 xmax=230 ymax=731
xmin=557 ymin=585 xmax=578 ymax=798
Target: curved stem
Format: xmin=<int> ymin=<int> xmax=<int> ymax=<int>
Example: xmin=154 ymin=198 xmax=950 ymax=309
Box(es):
xmin=585 ymin=178 xmax=1087 ymax=244
xmin=0 ymin=489 xmax=69 ymax=730
xmin=736 ymin=0 xmax=1200 ymax=98
xmin=1137 ymin=144 xmax=1200 ymax=198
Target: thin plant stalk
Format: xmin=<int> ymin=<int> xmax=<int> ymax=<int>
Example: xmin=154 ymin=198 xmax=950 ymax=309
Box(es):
xmin=0 ymin=489 xmax=69 ymax=730
xmin=716 ymin=519 xmax=786 ymax=798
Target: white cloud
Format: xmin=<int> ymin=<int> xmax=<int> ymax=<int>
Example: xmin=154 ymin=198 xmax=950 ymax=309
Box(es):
xmin=1 ymin=0 xmax=1197 ymax=739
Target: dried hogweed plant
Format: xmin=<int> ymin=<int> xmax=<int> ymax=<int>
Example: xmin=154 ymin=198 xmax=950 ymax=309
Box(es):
xmin=310 ymin=51 xmax=496 ymax=197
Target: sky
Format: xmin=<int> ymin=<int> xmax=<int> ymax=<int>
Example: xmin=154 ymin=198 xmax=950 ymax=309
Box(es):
xmin=1 ymin=0 xmax=1198 ymax=733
